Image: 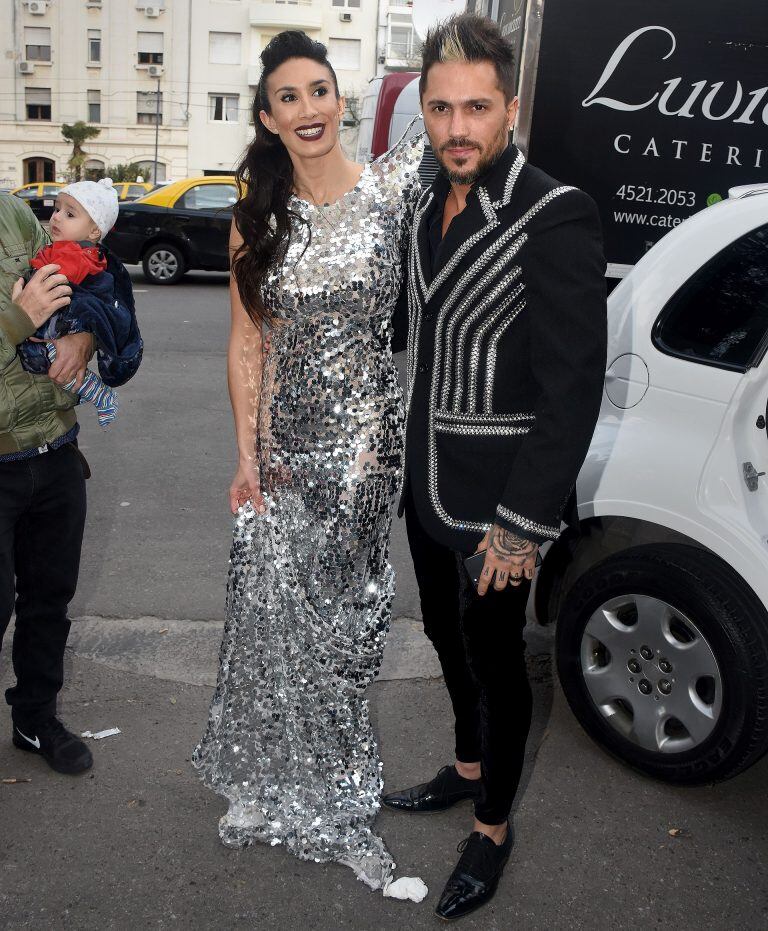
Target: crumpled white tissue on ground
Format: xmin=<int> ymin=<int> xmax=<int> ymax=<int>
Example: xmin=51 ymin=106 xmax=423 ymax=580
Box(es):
xmin=383 ymin=876 xmax=429 ymax=903
xmin=81 ymin=728 xmax=121 ymax=740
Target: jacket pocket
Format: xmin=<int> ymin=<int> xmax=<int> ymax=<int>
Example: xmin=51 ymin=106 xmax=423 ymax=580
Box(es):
xmin=0 ymin=240 xmax=29 ymax=281
xmin=433 ymin=410 xmax=535 ymax=437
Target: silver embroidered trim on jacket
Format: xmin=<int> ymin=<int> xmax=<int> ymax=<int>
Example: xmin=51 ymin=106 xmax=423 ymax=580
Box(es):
xmin=435 ymin=410 xmax=535 ymax=424
xmin=437 ymin=237 xmax=527 ymax=410
xmin=496 ymin=151 xmax=526 ymax=208
xmin=466 ymin=288 xmax=525 ymax=413
xmin=483 ymin=299 xmax=527 ymax=413
xmin=434 ymin=422 xmax=532 ymax=437
xmin=496 ymin=505 xmax=561 ymax=540
xmin=450 ymin=269 xmax=522 ymax=413
xmin=407 ymin=181 xmax=576 ymax=535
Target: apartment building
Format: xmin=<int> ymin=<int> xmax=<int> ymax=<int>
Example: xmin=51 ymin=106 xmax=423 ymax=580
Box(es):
xmin=0 ymin=0 xmax=380 ymax=189
xmin=376 ymin=0 xmax=421 ymax=74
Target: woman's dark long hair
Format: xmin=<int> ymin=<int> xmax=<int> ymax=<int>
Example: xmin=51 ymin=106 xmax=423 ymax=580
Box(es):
xmin=232 ymin=31 xmax=340 ymax=326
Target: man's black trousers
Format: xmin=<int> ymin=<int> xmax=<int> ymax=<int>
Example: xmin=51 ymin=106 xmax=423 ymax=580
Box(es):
xmin=0 ymin=444 xmax=86 ymax=727
xmin=404 ymin=489 xmax=533 ymax=825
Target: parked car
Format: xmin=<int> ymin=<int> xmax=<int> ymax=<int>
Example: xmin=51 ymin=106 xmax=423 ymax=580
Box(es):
xmin=113 ymin=181 xmax=153 ymax=202
xmin=535 ymin=183 xmax=768 ymax=785
xmin=104 ymin=176 xmax=238 ymax=284
xmin=10 ymin=181 xmax=65 ymax=220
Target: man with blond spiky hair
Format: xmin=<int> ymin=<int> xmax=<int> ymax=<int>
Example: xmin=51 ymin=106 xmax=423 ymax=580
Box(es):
xmin=383 ymin=12 xmax=607 ymax=920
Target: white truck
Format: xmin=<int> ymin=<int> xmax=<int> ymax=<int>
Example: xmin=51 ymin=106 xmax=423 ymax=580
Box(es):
xmin=370 ymin=1 xmax=768 ymax=782
xmin=472 ymin=0 xmax=768 ymax=784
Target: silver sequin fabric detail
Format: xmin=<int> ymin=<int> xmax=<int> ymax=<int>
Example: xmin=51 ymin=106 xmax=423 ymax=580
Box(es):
xmin=192 ymin=134 xmax=423 ymax=891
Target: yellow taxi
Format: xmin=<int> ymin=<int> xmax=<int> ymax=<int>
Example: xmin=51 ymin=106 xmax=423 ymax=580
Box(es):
xmin=10 ymin=181 xmax=65 ymax=220
xmin=10 ymin=181 xmax=65 ymax=200
xmin=113 ymin=181 xmax=153 ymax=202
xmin=105 ymin=176 xmax=239 ymax=284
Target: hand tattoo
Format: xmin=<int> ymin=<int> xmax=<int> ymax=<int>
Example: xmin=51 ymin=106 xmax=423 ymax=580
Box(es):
xmin=489 ymin=525 xmax=537 ymax=560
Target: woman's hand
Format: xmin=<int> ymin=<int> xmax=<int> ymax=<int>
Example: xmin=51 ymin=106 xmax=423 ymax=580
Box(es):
xmin=229 ymin=459 xmax=266 ymax=515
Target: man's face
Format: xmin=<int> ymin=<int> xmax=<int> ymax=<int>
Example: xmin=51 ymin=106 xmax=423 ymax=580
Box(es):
xmin=421 ymin=60 xmax=519 ymax=186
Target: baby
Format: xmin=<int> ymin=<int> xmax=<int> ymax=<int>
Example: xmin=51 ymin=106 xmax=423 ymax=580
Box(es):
xmin=19 ymin=178 xmax=142 ymax=426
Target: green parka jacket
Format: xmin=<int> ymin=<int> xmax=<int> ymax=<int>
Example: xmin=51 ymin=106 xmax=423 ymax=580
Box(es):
xmin=0 ymin=194 xmax=79 ymax=455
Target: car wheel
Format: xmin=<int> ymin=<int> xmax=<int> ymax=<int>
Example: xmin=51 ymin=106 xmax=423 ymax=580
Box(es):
xmin=142 ymin=243 xmax=185 ymax=285
xmin=556 ymin=543 xmax=768 ymax=784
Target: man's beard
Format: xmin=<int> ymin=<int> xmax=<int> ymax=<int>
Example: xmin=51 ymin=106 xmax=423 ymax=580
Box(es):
xmin=436 ymin=125 xmax=510 ymax=185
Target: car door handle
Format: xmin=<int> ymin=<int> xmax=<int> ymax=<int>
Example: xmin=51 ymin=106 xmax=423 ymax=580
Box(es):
xmin=743 ymin=462 xmax=766 ymax=492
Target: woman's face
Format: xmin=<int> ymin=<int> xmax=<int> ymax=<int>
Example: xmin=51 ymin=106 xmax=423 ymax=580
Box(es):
xmin=259 ymin=57 xmax=344 ymax=161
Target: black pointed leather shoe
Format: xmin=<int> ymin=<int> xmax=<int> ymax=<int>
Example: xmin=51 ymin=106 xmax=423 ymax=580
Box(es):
xmin=382 ymin=764 xmax=482 ymax=814
xmin=435 ymin=824 xmax=514 ymax=921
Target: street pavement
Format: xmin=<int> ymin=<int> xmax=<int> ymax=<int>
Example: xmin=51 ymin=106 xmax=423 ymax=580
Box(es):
xmin=1 ymin=270 xmax=767 ymax=929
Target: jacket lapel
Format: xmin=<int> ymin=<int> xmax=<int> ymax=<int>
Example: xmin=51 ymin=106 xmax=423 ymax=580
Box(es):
xmin=423 ymin=144 xmax=526 ymax=303
xmin=410 ymin=144 xmax=527 ymax=308
xmin=409 ymin=187 xmax=436 ymax=310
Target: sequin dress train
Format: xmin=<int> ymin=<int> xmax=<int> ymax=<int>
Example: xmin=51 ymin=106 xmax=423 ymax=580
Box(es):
xmin=192 ymin=135 xmax=423 ymax=890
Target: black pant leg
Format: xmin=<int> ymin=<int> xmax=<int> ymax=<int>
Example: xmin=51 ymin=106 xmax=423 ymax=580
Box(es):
xmin=0 ymin=460 xmax=30 ymax=664
xmin=459 ymin=567 xmax=532 ymax=825
xmin=404 ymin=489 xmax=481 ymax=763
xmin=6 ymin=445 xmax=86 ymax=727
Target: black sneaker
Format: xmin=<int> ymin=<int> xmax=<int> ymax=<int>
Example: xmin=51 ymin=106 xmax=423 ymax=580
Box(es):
xmin=435 ymin=824 xmax=514 ymax=921
xmin=13 ymin=718 xmax=93 ymax=775
xmin=382 ymin=765 xmax=483 ymax=814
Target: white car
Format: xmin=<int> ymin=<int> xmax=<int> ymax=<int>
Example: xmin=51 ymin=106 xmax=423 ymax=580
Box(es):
xmin=538 ymin=183 xmax=768 ymax=784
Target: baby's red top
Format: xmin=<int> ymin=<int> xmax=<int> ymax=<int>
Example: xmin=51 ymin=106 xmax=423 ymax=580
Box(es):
xmin=31 ymin=240 xmax=107 ymax=285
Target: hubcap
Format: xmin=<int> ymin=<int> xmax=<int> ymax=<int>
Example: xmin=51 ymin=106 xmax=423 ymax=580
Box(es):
xmin=148 ymin=249 xmax=178 ymax=280
xmin=579 ymin=594 xmax=722 ymax=754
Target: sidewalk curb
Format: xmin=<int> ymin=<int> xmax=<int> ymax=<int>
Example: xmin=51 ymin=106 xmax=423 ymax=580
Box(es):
xmin=67 ymin=614 xmax=446 ymax=687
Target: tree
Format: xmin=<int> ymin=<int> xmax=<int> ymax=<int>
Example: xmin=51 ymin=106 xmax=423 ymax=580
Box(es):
xmin=109 ymin=163 xmax=142 ymax=182
xmin=61 ymin=121 xmax=101 ymax=181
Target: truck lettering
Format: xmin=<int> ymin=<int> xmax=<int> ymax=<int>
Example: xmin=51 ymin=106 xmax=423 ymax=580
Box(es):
xmin=583 ymin=25 xmax=768 ymax=127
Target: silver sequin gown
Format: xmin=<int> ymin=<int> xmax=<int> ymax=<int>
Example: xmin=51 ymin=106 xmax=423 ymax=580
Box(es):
xmin=192 ymin=134 xmax=423 ymax=890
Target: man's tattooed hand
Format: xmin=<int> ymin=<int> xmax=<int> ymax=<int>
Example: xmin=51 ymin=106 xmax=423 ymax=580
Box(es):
xmin=475 ymin=523 xmax=539 ymax=597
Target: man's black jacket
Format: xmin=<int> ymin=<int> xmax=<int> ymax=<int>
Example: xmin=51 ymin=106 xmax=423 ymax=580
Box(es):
xmin=395 ymin=144 xmax=607 ymax=552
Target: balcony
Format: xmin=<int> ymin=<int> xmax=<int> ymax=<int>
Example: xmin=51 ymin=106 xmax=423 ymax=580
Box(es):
xmin=385 ymin=41 xmax=421 ymax=69
xmin=250 ymin=0 xmax=322 ymax=31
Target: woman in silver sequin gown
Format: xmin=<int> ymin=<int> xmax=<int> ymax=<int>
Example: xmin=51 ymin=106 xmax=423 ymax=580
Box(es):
xmin=192 ymin=33 xmax=422 ymax=892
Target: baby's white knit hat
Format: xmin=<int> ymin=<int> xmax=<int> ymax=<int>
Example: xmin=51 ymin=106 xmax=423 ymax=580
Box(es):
xmin=60 ymin=177 xmax=119 ymax=239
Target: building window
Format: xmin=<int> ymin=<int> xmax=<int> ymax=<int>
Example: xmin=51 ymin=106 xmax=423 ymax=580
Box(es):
xmin=26 ymin=87 xmax=51 ymax=121
xmin=88 ymin=89 xmax=101 ymax=123
xmin=25 ymin=27 xmax=51 ymax=62
xmin=209 ymin=32 xmax=241 ymax=65
xmin=332 ymin=0 xmax=361 ymax=6
xmin=138 ymin=31 xmax=164 ymax=65
xmin=328 ymin=37 xmax=361 ymax=71
xmin=137 ymin=91 xmax=162 ymax=125
xmin=342 ymin=96 xmax=359 ymax=127
xmin=388 ymin=23 xmax=417 ymax=60
xmin=209 ymin=94 xmax=239 ymax=122
xmin=84 ymin=159 xmax=105 ymax=181
xmin=88 ymin=29 xmax=101 ymax=64
xmin=135 ymin=159 xmax=166 ymax=183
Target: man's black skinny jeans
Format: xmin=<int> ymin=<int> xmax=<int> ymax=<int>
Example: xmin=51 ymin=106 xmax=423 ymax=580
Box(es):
xmin=0 ymin=443 xmax=86 ymax=727
xmin=404 ymin=487 xmax=533 ymax=825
